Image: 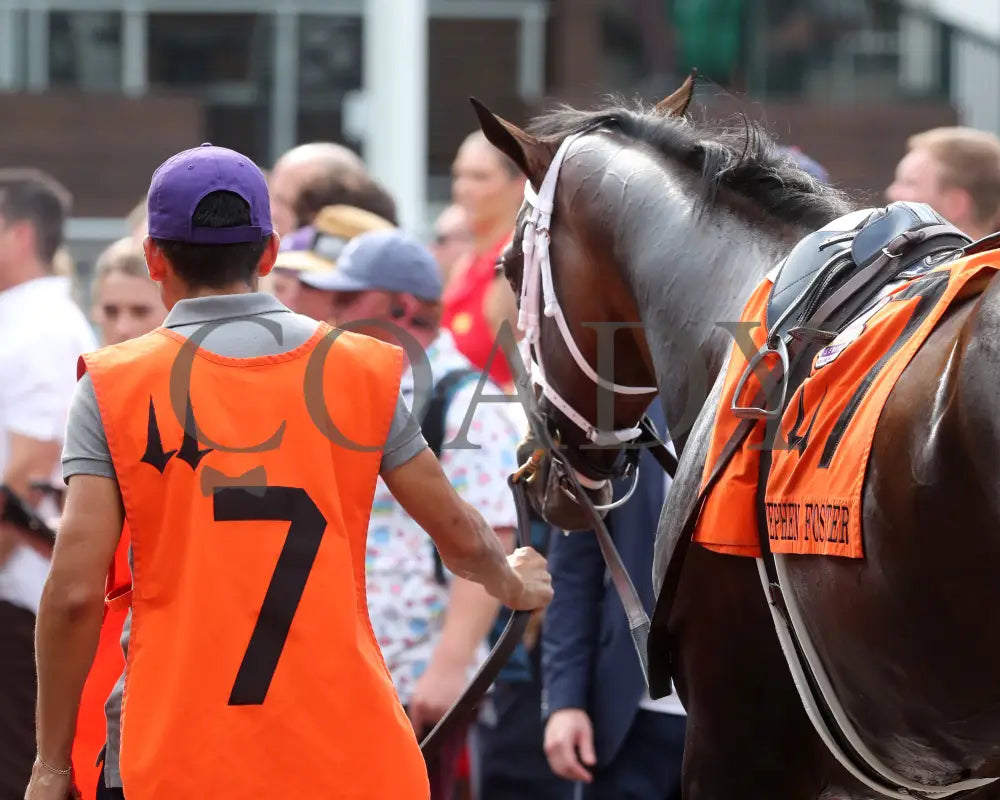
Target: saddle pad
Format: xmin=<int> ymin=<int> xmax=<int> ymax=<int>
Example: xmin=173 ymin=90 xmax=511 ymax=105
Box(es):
xmin=692 ymin=250 xmax=1000 ymax=559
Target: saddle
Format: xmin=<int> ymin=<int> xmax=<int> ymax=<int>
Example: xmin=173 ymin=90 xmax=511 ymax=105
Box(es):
xmin=766 ymin=202 xmax=967 ymax=349
xmin=727 ymin=202 xmax=970 ymax=420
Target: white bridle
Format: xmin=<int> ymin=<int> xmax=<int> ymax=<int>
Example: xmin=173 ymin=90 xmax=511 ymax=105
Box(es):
xmin=515 ymin=130 xmax=658 ymax=489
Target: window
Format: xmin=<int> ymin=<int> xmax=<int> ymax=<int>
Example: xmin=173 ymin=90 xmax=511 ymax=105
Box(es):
xmin=147 ymin=13 xmax=274 ymax=164
xmin=296 ymin=15 xmax=363 ymax=149
xmin=48 ymin=11 xmax=122 ymax=91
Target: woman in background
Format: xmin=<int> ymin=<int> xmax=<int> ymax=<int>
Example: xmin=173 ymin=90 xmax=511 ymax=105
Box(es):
xmin=443 ymin=132 xmax=525 ymax=391
xmin=89 ymin=237 xmax=166 ymax=346
xmin=71 ymin=237 xmax=166 ymax=800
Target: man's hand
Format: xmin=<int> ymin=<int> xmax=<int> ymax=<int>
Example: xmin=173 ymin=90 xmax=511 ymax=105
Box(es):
xmin=544 ymin=708 xmax=597 ymax=783
xmin=0 ymin=520 xmax=20 ymax=564
xmin=1 ymin=429 xmax=63 ymax=566
xmin=0 ymin=500 xmax=54 ymax=563
xmin=23 ymin=759 xmax=81 ymax=800
xmin=503 ymin=547 xmax=553 ymax=611
xmin=408 ymin=659 xmax=468 ymax=735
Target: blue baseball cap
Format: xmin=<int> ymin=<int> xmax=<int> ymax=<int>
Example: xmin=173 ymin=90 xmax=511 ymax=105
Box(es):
xmin=147 ymin=142 xmax=272 ymax=244
xmin=298 ymin=229 xmax=443 ymax=301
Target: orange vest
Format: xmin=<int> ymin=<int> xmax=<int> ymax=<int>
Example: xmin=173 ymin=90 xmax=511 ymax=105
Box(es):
xmin=80 ymin=322 xmax=429 ymax=800
xmin=72 ymin=527 xmax=131 ymax=800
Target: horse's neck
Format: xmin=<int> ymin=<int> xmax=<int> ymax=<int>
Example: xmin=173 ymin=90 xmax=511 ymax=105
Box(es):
xmin=622 ymin=205 xmax=796 ymax=443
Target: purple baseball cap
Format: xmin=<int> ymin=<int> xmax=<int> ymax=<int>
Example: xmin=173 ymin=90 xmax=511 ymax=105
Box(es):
xmin=146 ymin=142 xmax=272 ymax=244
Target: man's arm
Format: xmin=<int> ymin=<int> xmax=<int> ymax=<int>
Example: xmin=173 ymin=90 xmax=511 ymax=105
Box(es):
xmin=382 ymin=450 xmax=546 ymax=610
xmin=0 ymin=334 xmax=84 ymax=563
xmin=3 ymin=432 xmax=62 ymax=499
xmin=33 ymin=474 xmax=123 ymax=771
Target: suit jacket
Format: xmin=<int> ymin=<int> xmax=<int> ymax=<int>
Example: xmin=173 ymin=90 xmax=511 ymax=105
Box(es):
xmin=540 ymin=402 xmax=674 ymax=769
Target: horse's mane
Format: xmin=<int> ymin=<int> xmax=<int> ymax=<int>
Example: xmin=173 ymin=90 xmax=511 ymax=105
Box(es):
xmin=526 ymin=99 xmax=854 ymax=230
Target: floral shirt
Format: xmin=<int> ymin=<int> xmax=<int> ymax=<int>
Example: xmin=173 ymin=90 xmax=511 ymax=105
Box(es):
xmin=366 ymin=330 xmax=522 ymax=705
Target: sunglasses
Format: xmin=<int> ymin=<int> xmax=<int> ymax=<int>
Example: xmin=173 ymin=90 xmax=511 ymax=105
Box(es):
xmin=309 ymin=230 xmax=350 ymax=262
xmin=433 ymin=230 xmax=470 ymax=246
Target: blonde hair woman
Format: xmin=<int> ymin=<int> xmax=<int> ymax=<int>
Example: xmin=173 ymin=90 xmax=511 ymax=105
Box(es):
xmin=91 ymin=236 xmax=167 ymax=345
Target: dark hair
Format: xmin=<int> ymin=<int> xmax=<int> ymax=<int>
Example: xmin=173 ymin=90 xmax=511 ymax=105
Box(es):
xmin=295 ymin=172 xmax=398 ymax=228
xmin=154 ymin=191 xmax=267 ymax=289
xmin=0 ymin=168 xmax=72 ymax=264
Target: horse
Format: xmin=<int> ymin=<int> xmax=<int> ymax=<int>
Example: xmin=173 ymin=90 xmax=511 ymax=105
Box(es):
xmin=473 ymin=78 xmax=1000 ymax=800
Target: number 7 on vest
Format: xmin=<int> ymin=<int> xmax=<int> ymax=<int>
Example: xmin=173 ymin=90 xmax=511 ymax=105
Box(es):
xmin=213 ymin=485 xmax=327 ymax=705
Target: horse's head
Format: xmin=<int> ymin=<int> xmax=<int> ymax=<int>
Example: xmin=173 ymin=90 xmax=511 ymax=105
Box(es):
xmin=471 ymin=76 xmax=697 ymax=530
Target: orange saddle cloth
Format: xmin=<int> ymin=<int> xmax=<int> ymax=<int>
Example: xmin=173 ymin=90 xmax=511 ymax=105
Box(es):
xmin=693 ymin=251 xmax=999 ymax=559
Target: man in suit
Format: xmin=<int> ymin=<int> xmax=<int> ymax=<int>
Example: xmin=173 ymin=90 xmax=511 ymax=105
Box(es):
xmin=541 ymin=402 xmax=686 ymax=799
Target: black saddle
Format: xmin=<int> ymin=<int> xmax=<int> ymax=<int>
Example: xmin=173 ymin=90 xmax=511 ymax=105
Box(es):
xmin=731 ymin=202 xmax=971 ymax=420
xmin=766 ymin=202 xmax=970 ymax=344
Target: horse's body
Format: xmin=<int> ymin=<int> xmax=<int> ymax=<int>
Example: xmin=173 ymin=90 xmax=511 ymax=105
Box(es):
xmin=475 ymin=89 xmax=1000 ymax=799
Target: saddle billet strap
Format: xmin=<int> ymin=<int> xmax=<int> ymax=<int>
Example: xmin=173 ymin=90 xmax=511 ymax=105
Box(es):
xmin=419 ymin=474 xmax=532 ymax=756
xmin=787 ymin=326 xmax=837 ymax=346
xmin=962 ymin=230 xmax=1000 ymax=257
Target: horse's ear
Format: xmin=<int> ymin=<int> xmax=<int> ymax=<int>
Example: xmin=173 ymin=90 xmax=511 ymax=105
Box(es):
xmin=653 ymin=69 xmax=697 ymax=118
xmin=470 ymin=97 xmax=557 ymax=185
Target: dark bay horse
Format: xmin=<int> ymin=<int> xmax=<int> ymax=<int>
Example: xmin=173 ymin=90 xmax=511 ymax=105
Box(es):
xmin=474 ymin=81 xmax=1000 ymax=799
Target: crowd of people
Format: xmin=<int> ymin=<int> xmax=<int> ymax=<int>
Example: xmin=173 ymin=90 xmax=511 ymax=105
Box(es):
xmin=1 ymin=117 xmax=1000 ymax=800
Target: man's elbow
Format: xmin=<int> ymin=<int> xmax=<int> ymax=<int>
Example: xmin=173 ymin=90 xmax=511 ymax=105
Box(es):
xmin=40 ymin=573 xmax=105 ymax=622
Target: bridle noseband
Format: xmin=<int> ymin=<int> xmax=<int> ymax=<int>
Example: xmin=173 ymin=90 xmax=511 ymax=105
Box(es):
xmin=513 ymin=128 xmax=661 ymax=502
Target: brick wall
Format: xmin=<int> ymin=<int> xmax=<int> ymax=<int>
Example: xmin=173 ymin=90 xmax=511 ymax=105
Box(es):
xmin=0 ymin=91 xmax=204 ymax=217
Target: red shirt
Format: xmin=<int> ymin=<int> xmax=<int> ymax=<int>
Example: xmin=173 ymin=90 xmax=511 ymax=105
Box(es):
xmin=441 ymin=236 xmax=513 ymax=388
